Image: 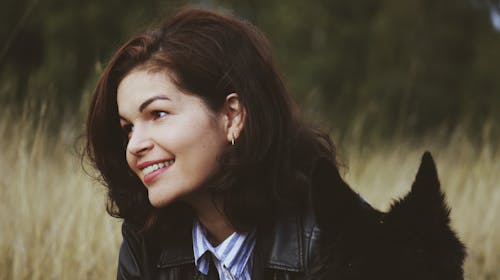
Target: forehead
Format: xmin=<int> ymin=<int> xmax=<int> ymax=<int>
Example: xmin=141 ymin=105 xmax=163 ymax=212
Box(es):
xmin=116 ymin=70 xmax=183 ymax=112
xmin=117 ymin=69 xmax=179 ymax=104
xmin=116 ymin=69 xmax=218 ymax=119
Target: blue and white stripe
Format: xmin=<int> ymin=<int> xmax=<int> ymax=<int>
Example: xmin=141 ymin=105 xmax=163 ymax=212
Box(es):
xmin=192 ymin=219 xmax=256 ymax=280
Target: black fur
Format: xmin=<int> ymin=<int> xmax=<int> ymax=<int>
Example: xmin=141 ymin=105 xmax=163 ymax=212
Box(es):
xmin=311 ymin=152 xmax=466 ymax=280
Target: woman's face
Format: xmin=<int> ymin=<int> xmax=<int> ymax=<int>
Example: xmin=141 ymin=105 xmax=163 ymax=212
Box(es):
xmin=117 ymin=69 xmax=228 ymax=207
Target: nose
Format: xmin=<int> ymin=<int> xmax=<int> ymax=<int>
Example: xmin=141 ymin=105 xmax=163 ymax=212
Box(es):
xmin=127 ymin=126 xmax=153 ymax=157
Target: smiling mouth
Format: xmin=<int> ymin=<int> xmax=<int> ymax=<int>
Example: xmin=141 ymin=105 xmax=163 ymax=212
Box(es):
xmin=141 ymin=159 xmax=175 ymax=176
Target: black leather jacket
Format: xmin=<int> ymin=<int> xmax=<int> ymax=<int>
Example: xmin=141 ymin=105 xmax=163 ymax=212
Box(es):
xmin=117 ymin=204 xmax=323 ymax=280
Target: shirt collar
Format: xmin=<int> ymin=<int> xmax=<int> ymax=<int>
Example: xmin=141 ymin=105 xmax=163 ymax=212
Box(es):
xmin=192 ymin=219 xmax=256 ymax=278
xmin=156 ymin=212 xmax=304 ymax=273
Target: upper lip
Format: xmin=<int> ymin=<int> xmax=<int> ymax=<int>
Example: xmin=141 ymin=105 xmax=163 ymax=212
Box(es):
xmin=136 ymin=158 xmax=173 ymax=170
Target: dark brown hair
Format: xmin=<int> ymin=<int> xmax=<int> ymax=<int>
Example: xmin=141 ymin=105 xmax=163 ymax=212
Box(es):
xmin=86 ymin=8 xmax=337 ymax=232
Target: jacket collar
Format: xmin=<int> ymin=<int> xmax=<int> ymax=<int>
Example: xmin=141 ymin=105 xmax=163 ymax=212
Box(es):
xmin=156 ymin=212 xmax=304 ymax=272
xmin=255 ymin=211 xmax=303 ymax=272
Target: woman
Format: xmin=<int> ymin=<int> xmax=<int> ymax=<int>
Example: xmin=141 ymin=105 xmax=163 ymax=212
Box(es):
xmin=86 ymin=8 xmax=336 ymax=279
xmin=86 ymin=7 xmax=465 ymax=280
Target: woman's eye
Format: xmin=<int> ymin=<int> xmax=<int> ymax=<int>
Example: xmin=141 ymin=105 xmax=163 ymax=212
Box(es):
xmin=152 ymin=111 xmax=168 ymax=119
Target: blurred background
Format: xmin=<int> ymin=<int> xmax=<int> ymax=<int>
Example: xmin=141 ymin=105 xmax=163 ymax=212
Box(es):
xmin=0 ymin=0 xmax=498 ymax=279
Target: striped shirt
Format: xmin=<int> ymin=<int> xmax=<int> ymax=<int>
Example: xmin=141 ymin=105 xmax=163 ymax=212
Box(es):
xmin=192 ymin=220 xmax=256 ymax=280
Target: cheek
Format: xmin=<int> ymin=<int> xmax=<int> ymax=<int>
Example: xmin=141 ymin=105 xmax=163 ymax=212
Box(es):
xmin=174 ymin=131 xmax=224 ymax=159
xmin=170 ymin=113 xmax=225 ymax=151
xmin=170 ymin=119 xmax=226 ymax=172
xmin=125 ymin=149 xmax=135 ymax=171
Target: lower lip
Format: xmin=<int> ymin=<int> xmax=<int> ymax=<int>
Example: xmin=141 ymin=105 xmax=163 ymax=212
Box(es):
xmin=143 ymin=164 xmax=172 ymax=185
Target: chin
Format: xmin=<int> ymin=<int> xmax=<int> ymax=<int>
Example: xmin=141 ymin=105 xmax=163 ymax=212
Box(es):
xmin=148 ymin=191 xmax=176 ymax=208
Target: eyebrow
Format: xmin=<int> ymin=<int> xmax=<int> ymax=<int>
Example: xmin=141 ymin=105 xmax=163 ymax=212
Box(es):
xmin=139 ymin=95 xmax=171 ymax=112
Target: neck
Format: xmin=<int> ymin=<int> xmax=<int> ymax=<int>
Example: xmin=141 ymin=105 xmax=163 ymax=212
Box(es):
xmin=185 ymin=191 xmax=235 ymax=245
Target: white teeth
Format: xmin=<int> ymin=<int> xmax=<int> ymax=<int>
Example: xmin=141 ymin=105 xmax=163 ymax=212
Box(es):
xmin=141 ymin=160 xmax=174 ymax=176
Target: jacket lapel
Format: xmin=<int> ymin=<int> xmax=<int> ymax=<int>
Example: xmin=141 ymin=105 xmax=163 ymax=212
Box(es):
xmin=253 ymin=210 xmax=304 ymax=276
xmin=156 ymin=224 xmax=194 ymax=268
xmin=156 ymin=211 xmax=304 ymax=275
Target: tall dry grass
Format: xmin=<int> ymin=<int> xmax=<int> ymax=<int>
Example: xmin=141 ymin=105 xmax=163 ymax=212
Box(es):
xmin=0 ymin=105 xmax=122 ymax=279
xmin=0 ymin=105 xmax=498 ymax=279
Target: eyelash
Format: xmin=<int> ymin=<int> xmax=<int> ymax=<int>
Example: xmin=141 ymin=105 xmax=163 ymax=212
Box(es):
xmin=151 ymin=110 xmax=168 ymax=119
xmin=121 ymin=111 xmax=168 ymax=139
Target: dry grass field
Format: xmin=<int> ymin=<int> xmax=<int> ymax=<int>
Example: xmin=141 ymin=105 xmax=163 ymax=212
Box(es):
xmin=0 ymin=106 xmax=498 ymax=279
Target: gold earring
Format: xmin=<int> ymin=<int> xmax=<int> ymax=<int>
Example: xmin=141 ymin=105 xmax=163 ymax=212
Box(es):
xmin=231 ymin=133 xmax=235 ymax=145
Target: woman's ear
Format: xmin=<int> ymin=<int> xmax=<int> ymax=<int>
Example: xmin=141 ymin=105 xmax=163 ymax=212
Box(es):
xmin=223 ymin=93 xmax=246 ymax=144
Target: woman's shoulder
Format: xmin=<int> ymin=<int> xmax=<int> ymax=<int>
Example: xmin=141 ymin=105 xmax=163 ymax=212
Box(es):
xmin=118 ymin=220 xmax=195 ymax=279
xmin=118 ymin=222 xmax=148 ymax=279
